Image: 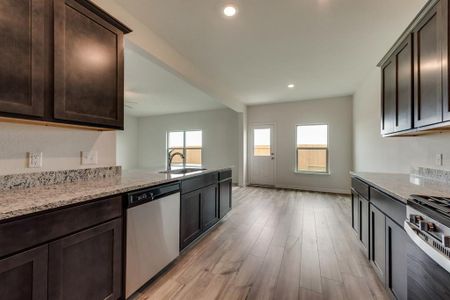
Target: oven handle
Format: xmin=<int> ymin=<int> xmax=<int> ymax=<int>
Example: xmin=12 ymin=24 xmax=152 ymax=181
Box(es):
xmin=404 ymin=221 xmax=450 ymax=273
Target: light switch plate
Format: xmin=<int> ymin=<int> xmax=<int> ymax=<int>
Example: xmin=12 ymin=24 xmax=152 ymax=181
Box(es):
xmin=81 ymin=151 xmax=98 ymax=165
xmin=28 ymin=152 xmax=43 ymax=168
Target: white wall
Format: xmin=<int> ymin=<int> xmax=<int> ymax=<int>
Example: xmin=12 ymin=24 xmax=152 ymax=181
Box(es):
xmin=247 ymin=97 xmax=353 ymax=194
xmin=137 ymin=108 xmax=240 ymax=183
xmin=116 ymin=115 xmax=139 ymax=170
xmin=0 ymin=122 xmax=116 ymax=175
xmin=353 ymin=68 xmax=450 ymax=173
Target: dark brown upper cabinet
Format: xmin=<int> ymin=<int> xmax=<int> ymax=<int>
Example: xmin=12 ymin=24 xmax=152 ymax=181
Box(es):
xmin=381 ymin=58 xmax=396 ymax=135
xmin=396 ymin=37 xmax=414 ymax=131
xmin=378 ymin=0 xmax=450 ymax=136
xmin=53 ymin=0 xmax=127 ymax=129
xmin=413 ymin=2 xmax=444 ymax=128
xmin=0 ymin=0 xmax=46 ymax=118
xmin=0 ymin=0 xmax=131 ymax=130
xmin=381 ymin=35 xmax=413 ymax=135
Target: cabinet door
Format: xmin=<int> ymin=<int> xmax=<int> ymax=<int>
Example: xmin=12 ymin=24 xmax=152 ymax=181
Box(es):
xmin=370 ymin=204 xmax=386 ymax=282
xmin=48 ymin=219 xmax=122 ymax=300
xmin=386 ymin=218 xmax=407 ymax=300
xmin=53 ymin=0 xmax=124 ymax=128
xmin=180 ymin=190 xmax=202 ymax=250
xmin=381 ymin=57 xmax=396 ymax=134
xmin=219 ymin=180 xmax=232 ymax=218
xmin=413 ymin=2 xmax=444 ymax=127
xmin=359 ymin=197 xmax=369 ymax=256
xmin=0 ymin=0 xmax=45 ymax=117
xmin=395 ymin=35 xmax=414 ymax=132
xmin=0 ymin=245 xmax=48 ymax=300
xmin=351 ymin=190 xmax=359 ymax=234
xmin=443 ymin=0 xmax=450 ymax=122
xmin=201 ymin=184 xmax=219 ymax=230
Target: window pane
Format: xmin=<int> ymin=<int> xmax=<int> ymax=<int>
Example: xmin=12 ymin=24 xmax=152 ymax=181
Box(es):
xmin=168 ymin=131 xmax=184 ymax=148
xmin=186 ymin=148 xmax=202 ymax=166
xmin=297 ymin=148 xmax=327 ymax=172
xmin=297 ymin=125 xmax=327 ymax=147
xmin=186 ymin=130 xmax=202 ymax=147
xmin=254 ymin=128 xmax=271 ymax=156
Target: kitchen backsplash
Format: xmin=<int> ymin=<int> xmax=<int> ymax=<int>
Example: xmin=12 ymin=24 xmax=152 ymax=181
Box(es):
xmin=411 ymin=166 xmax=450 ymax=183
xmin=0 ymin=166 xmax=121 ymax=192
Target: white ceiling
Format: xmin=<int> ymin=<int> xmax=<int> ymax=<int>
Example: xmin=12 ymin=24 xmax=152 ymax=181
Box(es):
xmin=124 ymin=43 xmax=225 ymax=117
xmin=116 ymin=0 xmax=427 ymax=105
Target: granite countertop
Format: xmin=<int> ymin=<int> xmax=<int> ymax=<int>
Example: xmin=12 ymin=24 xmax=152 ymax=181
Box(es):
xmin=0 ymin=168 xmax=231 ymax=222
xmin=351 ymin=171 xmax=450 ymax=203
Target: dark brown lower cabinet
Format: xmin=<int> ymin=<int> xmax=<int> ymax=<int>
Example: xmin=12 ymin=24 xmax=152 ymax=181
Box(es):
xmin=48 ymin=219 xmax=122 ymax=300
xmin=180 ymin=189 xmax=202 ymax=250
xmin=0 ymin=195 xmax=123 ymax=300
xmin=352 ymin=176 xmax=408 ymax=299
xmin=201 ymin=184 xmax=219 ymax=230
xmin=180 ymin=171 xmax=231 ymax=250
xmin=219 ymin=179 xmax=232 ymax=218
xmin=0 ymin=245 xmax=48 ymax=300
xmin=351 ymin=190 xmax=359 ymax=234
xmin=370 ymin=204 xmax=386 ymax=282
xmin=386 ymin=218 xmax=407 ymax=300
xmin=359 ymin=196 xmax=369 ymax=256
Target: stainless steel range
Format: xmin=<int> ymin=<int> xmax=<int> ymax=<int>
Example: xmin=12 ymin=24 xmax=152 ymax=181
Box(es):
xmin=405 ymin=195 xmax=450 ymax=300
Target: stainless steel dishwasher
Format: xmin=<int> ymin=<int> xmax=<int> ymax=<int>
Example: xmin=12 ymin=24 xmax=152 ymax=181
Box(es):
xmin=125 ymin=182 xmax=180 ymax=299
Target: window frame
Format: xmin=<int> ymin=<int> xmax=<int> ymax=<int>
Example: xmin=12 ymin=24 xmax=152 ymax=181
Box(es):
xmin=294 ymin=123 xmax=330 ymax=175
xmin=167 ymin=129 xmax=203 ymax=168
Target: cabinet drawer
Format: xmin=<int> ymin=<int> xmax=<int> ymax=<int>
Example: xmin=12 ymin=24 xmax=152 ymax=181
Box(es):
xmin=218 ymin=169 xmax=232 ymax=181
xmin=0 ymin=196 xmax=122 ymax=258
xmin=181 ymin=172 xmax=219 ymax=194
xmin=352 ymin=177 xmax=370 ymax=199
xmin=370 ymin=188 xmax=406 ymax=227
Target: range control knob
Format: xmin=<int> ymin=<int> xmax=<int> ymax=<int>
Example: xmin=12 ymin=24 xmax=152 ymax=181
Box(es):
xmin=427 ymin=222 xmax=436 ymax=232
xmin=419 ymin=221 xmax=436 ymax=232
xmin=419 ymin=221 xmax=429 ymax=231
xmin=411 ymin=215 xmax=423 ymax=224
xmin=444 ymin=236 xmax=450 ymax=248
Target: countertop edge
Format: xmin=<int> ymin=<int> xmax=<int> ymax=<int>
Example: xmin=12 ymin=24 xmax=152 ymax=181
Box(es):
xmin=0 ymin=167 xmax=232 ymax=223
xmin=350 ymin=172 xmax=409 ymax=204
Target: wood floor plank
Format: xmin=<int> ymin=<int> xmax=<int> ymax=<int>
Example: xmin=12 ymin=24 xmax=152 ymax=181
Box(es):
xmin=321 ymin=278 xmax=347 ymax=300
xmin=246 ymin=245 xmax=285 ymax=300
xmin=273 ymin=236 xmax=302 ymax=300
xmin=300 ymin=208 xmax=322 ymax=294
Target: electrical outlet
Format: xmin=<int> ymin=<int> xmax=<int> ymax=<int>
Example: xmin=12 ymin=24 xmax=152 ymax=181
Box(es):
xmin=81 ymin=151 xmax=98 ymax=165
xmin=435 ymin=153 xmax=443 ymax=167
xmin=28 ymin=152 xmax=43 ymax=168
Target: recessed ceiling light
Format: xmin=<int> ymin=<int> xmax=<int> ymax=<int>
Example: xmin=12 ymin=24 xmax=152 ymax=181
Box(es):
xmin=288 ymin=84 xmax=295 ymax=88
xmin=223 ymin=5 xmax=237 ymax=17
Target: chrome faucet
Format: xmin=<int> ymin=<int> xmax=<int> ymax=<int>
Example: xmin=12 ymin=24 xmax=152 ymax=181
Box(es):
xmin=167 ymin=149 xmax=185 ymax=171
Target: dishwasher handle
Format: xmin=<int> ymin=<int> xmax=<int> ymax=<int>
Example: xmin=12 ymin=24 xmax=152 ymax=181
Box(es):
xmin=127 ymin=182 xmax=180 ymax=208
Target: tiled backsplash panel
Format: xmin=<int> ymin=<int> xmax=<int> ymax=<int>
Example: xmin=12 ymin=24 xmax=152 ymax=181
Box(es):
xmin=0 ymin=166 xmax=121 ymax=192
xmin=411 ymin=167 xmax=450 ymax=183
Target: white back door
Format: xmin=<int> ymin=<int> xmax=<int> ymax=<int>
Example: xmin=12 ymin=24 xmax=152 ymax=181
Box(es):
xmin=249 ymin=125 xmax=275 ymax=186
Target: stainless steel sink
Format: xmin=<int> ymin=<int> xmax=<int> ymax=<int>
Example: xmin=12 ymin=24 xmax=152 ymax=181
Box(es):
xmin=159 ymin=168 xmax=206 ymax=175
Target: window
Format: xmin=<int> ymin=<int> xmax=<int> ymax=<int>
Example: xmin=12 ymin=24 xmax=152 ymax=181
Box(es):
xmin=296 ymin=125 xmax=328 ymax=173
xmin=168 ymin=130 xmax=202 ymax=168
xmin=253 ymin=128 xmax=271 ymax=156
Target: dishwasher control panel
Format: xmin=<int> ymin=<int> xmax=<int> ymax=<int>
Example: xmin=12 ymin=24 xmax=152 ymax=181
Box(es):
xmin=127 ymin=182 xmax=180 ymax=207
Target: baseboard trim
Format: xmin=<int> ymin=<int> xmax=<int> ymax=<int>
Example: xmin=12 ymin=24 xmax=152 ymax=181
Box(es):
xmin=273 ymin=184 xmax=350 ymax=195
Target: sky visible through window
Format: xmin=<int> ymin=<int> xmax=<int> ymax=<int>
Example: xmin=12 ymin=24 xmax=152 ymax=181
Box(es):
xmin=297 ymin=125 xmax=327 ymax=146
xmin=168 ymin=130 xmax=202 ymax=148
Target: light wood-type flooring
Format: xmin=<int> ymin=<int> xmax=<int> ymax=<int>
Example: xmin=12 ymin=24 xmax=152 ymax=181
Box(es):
xmin=134 ymin=187 xmax=388 ymax=300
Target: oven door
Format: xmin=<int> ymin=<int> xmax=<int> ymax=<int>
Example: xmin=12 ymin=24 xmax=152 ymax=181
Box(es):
xmin=404 ymin=222 xmax=450 ymax=300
